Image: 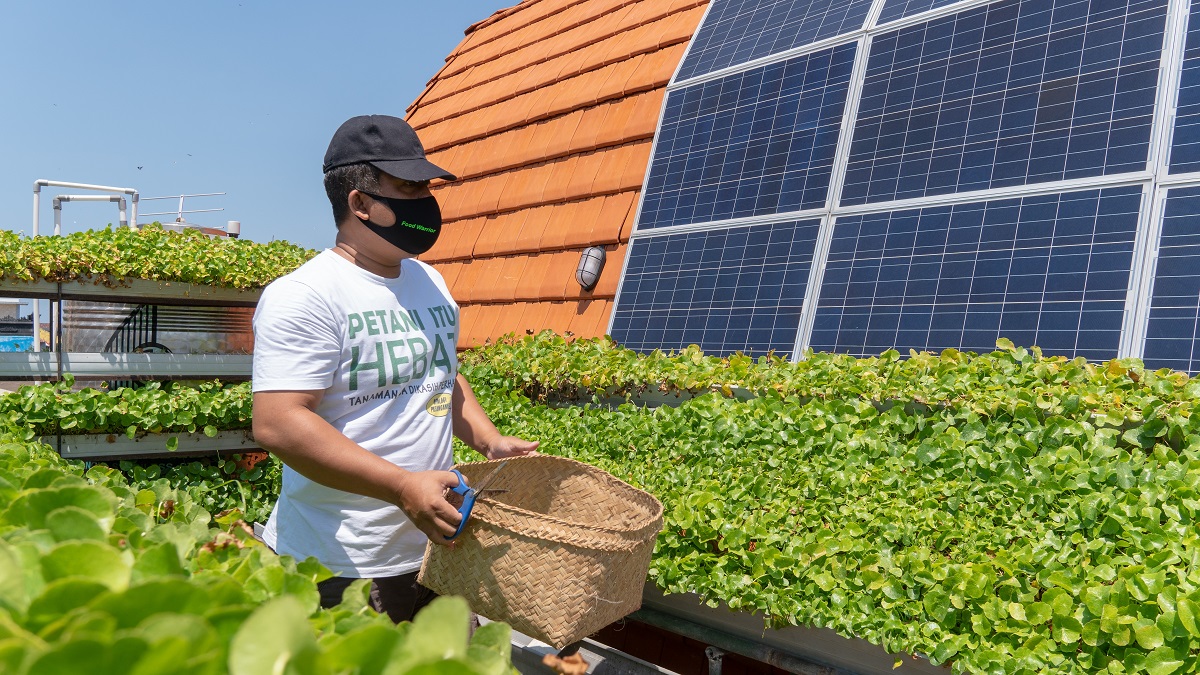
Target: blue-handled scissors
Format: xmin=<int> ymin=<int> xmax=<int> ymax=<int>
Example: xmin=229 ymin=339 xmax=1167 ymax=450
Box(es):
xmin=445 ymin=460 xmax=510 ymax=540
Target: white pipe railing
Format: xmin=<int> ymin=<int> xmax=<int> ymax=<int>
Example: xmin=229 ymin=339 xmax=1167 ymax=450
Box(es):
xmin=31 ymin=180 xmax=139 ymax=353
xmin=53 ymin=195 xmax=129 ymax=232
xmin=33 ymin=180 xmax=138 ymax=233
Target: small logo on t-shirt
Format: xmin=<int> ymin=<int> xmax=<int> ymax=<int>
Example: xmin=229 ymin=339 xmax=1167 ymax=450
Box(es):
xmin=426 ymin=392 xmax=452 ymax=417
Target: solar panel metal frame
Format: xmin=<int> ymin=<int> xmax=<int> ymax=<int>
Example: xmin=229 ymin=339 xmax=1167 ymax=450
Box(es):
xmin=673 ymin=0 xmax=877 ymax=83
xmin=609 ymin=0 xmax=1196 ymax=366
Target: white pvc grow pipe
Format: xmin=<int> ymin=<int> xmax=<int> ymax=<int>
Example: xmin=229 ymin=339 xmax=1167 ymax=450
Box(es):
xmin=53 ymin=195 xmax=129 ymax=233
xmin=31 ymin=180 xmax=139 ymax=353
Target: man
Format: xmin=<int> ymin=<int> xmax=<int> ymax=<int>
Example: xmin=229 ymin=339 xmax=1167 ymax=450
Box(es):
xmin=252 ymin=114 xmax=538 ymax=622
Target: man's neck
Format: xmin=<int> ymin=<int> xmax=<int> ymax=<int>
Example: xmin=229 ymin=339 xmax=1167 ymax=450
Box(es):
xmin=332 ymin=238 xmax=407 ymax=279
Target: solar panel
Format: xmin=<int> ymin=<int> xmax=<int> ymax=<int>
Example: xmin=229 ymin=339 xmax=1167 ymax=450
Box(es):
xmin=1169 ymin=1 xmax=1200 ymax=173
xmin=841 ymin=0 xmax=1166 ymax=206
xmin=640 ymin=44 xmax=855 ymax=231
xmin=876 ymin=0 xmax=966 ymax=26
xmin=675 ymin=0 xmax=873 ymax=83
xmin=1142 ymin=188 xmax=1200 ymax=372
xmin=809 ymin=187 xmax=1141 ymax=359
xmin=610 ymin=219 xmax=822 ymax=356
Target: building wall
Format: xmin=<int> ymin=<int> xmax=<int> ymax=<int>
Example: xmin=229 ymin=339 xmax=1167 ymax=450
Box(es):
xmin=409 ymin=0 xmax=709 ymax=349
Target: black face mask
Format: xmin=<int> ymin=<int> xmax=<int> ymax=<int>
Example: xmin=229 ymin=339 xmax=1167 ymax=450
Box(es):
xmin=358 ymin=193 xmax=442 ymax=255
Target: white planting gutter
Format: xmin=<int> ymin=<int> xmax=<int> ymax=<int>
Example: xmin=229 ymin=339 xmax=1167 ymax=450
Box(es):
xmin=30 ymin=180 xmax=139 ymax=353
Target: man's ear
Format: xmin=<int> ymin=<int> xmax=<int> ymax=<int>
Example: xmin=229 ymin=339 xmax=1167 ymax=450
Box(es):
xmin=348 ymin=189 xmax=372 ymax=222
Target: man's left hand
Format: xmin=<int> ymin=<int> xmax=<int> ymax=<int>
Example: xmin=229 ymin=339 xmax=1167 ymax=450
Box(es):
xmin=484 ymin=436 xmax=539 ymax=460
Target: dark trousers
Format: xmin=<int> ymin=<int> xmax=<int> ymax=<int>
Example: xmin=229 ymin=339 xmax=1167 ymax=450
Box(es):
xmin=317 ymin=571 xmax=438 ymax=623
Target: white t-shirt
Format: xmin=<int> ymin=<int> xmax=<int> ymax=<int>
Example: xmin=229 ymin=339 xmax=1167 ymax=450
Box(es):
xmin=252 ymin=249 xmax=459 ymax=577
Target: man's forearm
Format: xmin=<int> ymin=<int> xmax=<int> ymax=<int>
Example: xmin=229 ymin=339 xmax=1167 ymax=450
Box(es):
xmin=253 ymin=398 xmax=410 ymax=504
xmin=451 ymin=373 xmax=501 ymax=455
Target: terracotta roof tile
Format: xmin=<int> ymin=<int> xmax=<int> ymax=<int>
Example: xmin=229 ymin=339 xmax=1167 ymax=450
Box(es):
xmin=457 ymin=304 xmax=481 ymax=349
xmin=626 ymin=87 xmax=666 ymax=135
xmin=565 ymin=194 xmax=607 ymax=249
xmin=496 ymin=256 xmax=528 ymax=302
xmin=565 ymin=149 xmax=605 ymax=200
xmin=436 ymin=260 xmax=464 ymax=293
xmin=629 ymin=43 xmax=687 ymax=92
xmin=480 ymin=256 xmax=510 ymax=296
xmin=568 ymin=105 xmax=610 ymax=156
xmin=488 ymin=302 xmax=520 ymax=339
xmin=518 ymin=301 xmax=554 ymax=337
xmin=621 ymin=141 xmax=654 ymax=190
xmin=544 ymin=301 xmax=577 ymax=335
xmin=532 ymin=156 xmax=568 ymax=205
xmin=422 ymin=215 xmax=465 ymax=262
xmin=479 ymin=172 xmax=511 ymax=215
xmin=593 ymin=92 xmax=642 ymax=148
xmin=492 ymin=170 xmax=528 ymax=214
xmin=471 ymin=304 xmax=505 ymax=347
xmin=458 ymin=259 xmax=488 ymax=304
xmin=543 ymin=112 xmax=582 ymax=160
xmin=472 ymin=214 xmax=507 ymax=258
xmin=568 ymin=298 xmax=612 ymax=338
xmin=592 ymin=242 xmax=626 ymax=298
xmin=451 ymin=261 xmax=480 ymax=304
xmin=539 ymin=201 xmax=576 ymax=252
xmin=415 ymin=12 xmax=693 ymax=132
xmin=597 ymin=190 xmax=638 ymax=245
xmin=514 ymin=253 xmax=548 ymax=301
xmin=596 ymin=54 xmax=643 ymax=101
xmin=490 ymin=210 xmax=531 ymax=257
xmin=514 ymin=204 xmax=553 ymax=253
xmin=591 ymin=143 xmax=636 ymax=196
xmin=541 ymin=250 xmax=579 ymax=299
xmin=457 ymin=217 xmax=489 ymax=259
xmin=617 ymin=190 xmax=640 ymax=242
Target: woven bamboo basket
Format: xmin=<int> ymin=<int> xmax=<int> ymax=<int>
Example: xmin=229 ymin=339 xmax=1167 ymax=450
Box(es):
xmin=418 ymin=455 xmax=663 ymax=649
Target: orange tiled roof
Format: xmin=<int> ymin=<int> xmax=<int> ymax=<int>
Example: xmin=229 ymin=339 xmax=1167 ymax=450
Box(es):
xmin=410 ymin=0 xmax=707 ymax=349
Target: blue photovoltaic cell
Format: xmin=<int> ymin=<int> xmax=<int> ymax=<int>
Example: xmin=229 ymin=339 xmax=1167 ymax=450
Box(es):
xmin=675 ymin=0 xmax=872 ymax=82
xmin=639 ymin=44 xmax=854 ymax=231
xmin=876 ymin=0 xmax=966 ymax=26
xmin=1143 ymin=188 xmax=1200 ymax=373
xmin=610 ymin=220 xmax=821 ymax=357
xmin=1169 ymin=1 xmax=1200 ymax=172
xmin=809 ymin=187 xmax=1141 ymax=359
xmin=841 ymin=0 xmax=1166 ymax=206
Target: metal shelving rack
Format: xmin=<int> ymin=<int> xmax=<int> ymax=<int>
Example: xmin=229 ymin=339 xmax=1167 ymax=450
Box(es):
xmin=0 ymin=277 xmax=259 ymax=381
xmin=1 ymin=275 xmax=260 ymax=459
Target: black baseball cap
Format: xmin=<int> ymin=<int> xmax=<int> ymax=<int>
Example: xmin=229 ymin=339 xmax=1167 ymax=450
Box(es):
xmin=322 ymin=115 xmax=456 ymax=182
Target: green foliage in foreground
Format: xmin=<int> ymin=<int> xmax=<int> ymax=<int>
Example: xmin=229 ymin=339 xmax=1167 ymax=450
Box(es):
xmin=0 ymin=224 xmax=315 ymax=289
xmin=461 ymin=336 xmax=1200 ymax=675
xmin=0 ymin=377 xmax=277 ymax=523
xmin=0 ymin=440 xmax=515 ymax=675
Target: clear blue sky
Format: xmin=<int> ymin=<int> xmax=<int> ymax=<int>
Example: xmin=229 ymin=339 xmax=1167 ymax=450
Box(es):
xmin=0 ymin=0 xmax=514 ymax=252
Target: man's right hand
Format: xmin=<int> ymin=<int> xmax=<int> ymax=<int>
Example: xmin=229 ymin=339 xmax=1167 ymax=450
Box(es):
xmin=394 ymin=470 xmax=464 ymax=546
